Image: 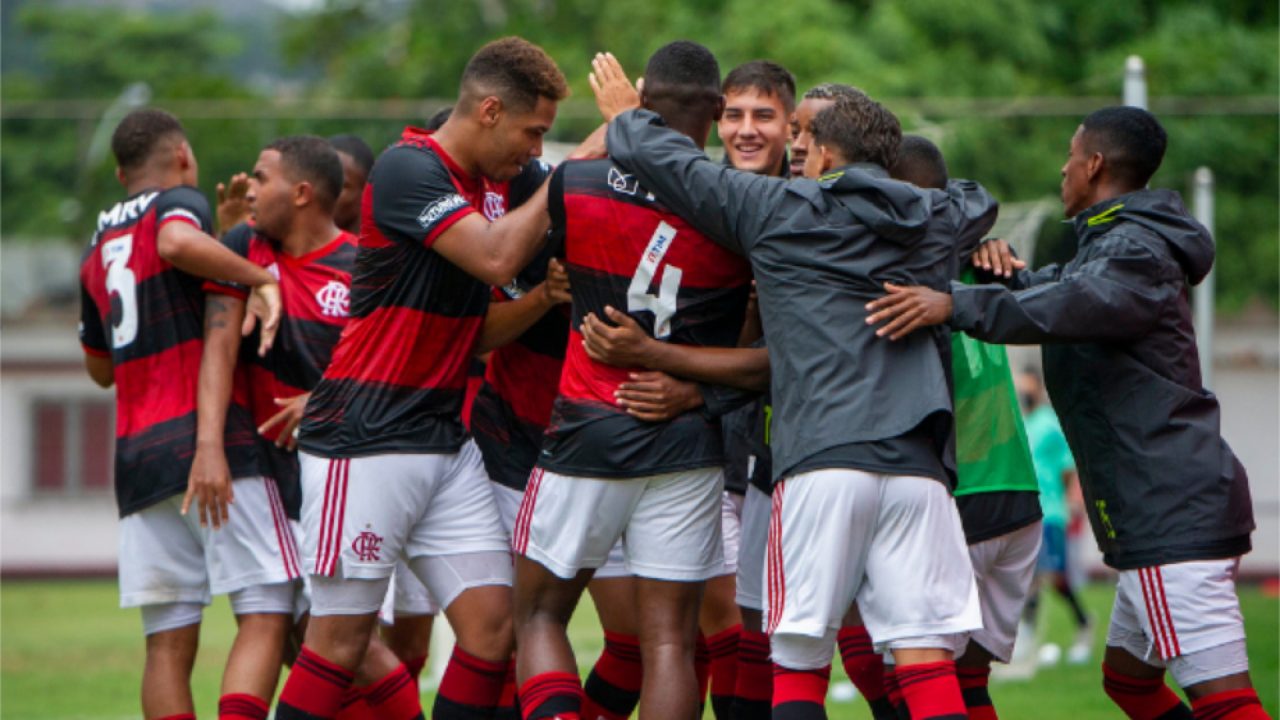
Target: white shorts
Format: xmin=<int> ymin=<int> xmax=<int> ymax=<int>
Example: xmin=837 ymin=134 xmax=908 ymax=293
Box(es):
xmin=764 ymin=470 xmax=981 ymax=650
xmin=491 ymin=481 xmax=525 ymax=536
xmin=298 ymin=441 xmax=511 ymax=581
xmin=719 ymin=491 xmax=744 ymax=576
xmin=1106 ymin=557 xmax=1248 ymax=674
xmin=514 ymin=466 xmax=725 ymax=582
xmin=118 ymin=477 xmax=301 ymax=607
xmin=735 ymin=485 xmax=771 ymax=611
xmin=966 ymin=520 xmax=1041 ymax=662
xmin=378 ymin=560 xmax=441 ymax=624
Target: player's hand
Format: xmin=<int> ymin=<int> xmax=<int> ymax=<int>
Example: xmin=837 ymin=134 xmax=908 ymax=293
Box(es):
xmin=243 ymin=281 xmax=281 ymax=356
xmin=259 ymin=393 xmax=310 ymax=450
xmin=215 ymin=172 xmax=251 ymax=236
xmin=589 ymin=52 xmax=641 ymax=122
xmin=183 ymin=444 xmax=235 ymax=529
xmin=537 ymin=257 xmax=571 ymax=306
xmin=971 ymin=238 xmax=1026 ymax=278
xmin=865 ymin=282 xmax=953 ymax=340
xmin=615 ymin=371 xmax=703 ymax=421
xmin=581 ymin=305 xmax=654 ymax=368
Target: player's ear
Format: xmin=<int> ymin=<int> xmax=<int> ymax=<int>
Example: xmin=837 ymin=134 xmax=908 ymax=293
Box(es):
xmin=1086 ymin=151 xmax=1105 ymax=184
xmin=478 ymin=96 xmax=503 ymax=128
xmin=819 ymin=144 xmax=837 ymax=174
xmin=295 ymin=180 xmax=313 ymax=209
xmin=115 ymin=166 xmax=127 ymax=187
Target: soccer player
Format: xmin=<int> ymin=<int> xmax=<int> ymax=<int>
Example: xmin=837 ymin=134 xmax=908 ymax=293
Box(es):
xmin=512 ymin=41 xmax=753 ymax=720
xmin=888 ymin=135 xmax=1042 ymax=720
xmin=720 ymin=60 xmax=794 ymax=178
xmin=275 ymin=37 xmax=572 ymax=720
xmin=78 ymin=108 xmax=282 ymax=720
xmin=327 ymin=134 xmax=376 ymax=236
xmin=598 ymin=61 xmax=983 ymax=719
xmin=193 ymin=135 xmax=376 ymax=720
xmin=867 ymin=106 xmax=1266 ymax=719
xmin=1017 ymin=367 xmax=1093 ymax=667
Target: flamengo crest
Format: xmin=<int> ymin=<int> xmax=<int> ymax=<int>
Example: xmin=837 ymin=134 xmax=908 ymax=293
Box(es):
xmin=316 ymin=280 xmax=350 ymax=318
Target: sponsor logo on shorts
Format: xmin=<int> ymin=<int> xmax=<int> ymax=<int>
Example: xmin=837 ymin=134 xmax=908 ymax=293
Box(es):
xmin=417 ymin=194 xmax=468 ymax=230
xmin=352 ymin=529 xmax=383 ymax=562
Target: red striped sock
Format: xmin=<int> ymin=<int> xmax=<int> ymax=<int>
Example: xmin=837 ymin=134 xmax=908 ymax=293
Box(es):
xmin=957 ymin=665 xmax=997 ymax=719
xmin=838 ymin=624 xmax=895 ymax=719
xmin=696 ymin=633 xmax=712 ymax=705
xmin=334 ymin=687 xmax=376 ymax=720
xmin=219 ymin=694 xmax=269 ymax=720
xmin=495 ymin=658 xmax=519 ymax=720
xmin=520 ymin=671 xmax=583 ymax=720
xmin=707 ymin=624 xmax=741 ymax=719
xmin=1191 ymin=688 xmax=1268 ymax=719
xmin=276 ymin=645 xmax=355 ymax=720
xmin=884 ymin=664 xmax=908 ymax=718
xmin=730 ymin=630 xmax=772 ymax=719
xmin=365 ymin=665 xmax=422 ymax=720
xmin=582 ymin=632 xmax=642 ymax=720
xmin=1102 ymin=663 xmax=1194 ymax=719
xmin=433 ymin=646 xmax=508 ymax=719
xmin=772 ymin=663 xmax=830 ymax=719
xmin=404 ymin=654 xmax=428 ymax=683
xmin=897 ymin=660 xmax=967 ymax=720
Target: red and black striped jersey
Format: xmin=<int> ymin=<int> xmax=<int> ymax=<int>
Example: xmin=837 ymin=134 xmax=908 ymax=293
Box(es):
xmin=538 ymin=159 xmax=753 ymax=478
xmin=299 ymin=127 xmax=549 ymax=457
xmin=470 ymin=243 xmax=570 ymax=490
xmin=78 ymin=186 xmax=253 ymax=516
xmin=206 ymin=223 xmax=357 ymax=514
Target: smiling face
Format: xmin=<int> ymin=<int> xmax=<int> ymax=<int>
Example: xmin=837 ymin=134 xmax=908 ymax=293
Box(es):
xmin=719 ymin=87 xmax=790 ymax=176
xmin=790 ymin=96 xmax=835 ymax=178
xmin=478 ymin=95 xmax=556 ymax=183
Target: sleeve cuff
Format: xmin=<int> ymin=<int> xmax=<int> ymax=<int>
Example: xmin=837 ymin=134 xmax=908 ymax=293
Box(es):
xmin=81 ymin=344 xmax=110 ymax=358
xmin=423 ymin=207 xmax=477 ymax=248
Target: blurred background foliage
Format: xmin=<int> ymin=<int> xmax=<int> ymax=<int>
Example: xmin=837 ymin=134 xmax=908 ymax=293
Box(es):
xmin=2 ymin=0 xmax=1276 ymax=310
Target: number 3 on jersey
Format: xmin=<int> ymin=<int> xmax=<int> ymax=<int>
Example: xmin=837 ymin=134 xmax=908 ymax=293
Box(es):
xmin=627 ymin=221 xmax=683 ymax=339
xmin=102 ymin=234 xmax=139 ymax=348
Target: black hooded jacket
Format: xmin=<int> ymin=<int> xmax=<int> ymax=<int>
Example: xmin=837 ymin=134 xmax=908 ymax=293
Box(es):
xmin=950 ymin=189 xmax=1253 ymax=569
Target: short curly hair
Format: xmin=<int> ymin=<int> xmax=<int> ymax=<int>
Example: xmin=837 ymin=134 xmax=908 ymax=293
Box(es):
xmin=810 ymin=90 xmax=901 ymax=169
xmin=111 ymin=108 xmax=186 ymax=172
xmin=460 ymin=37 xmax=569 ymax=113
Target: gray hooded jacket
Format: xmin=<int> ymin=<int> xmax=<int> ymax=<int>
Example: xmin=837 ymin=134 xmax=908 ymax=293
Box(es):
xmin=950 ymin=189 xmax=1253 ymax=569
xmin=608 ymin=109 xmax=956 ymax=481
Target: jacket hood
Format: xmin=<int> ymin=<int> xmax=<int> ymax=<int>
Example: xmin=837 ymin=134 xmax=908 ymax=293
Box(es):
xmin=1075 ymin=189 xmax=1215 ymax=284
xmin=818 ymin=163 xmax=932 ymax=244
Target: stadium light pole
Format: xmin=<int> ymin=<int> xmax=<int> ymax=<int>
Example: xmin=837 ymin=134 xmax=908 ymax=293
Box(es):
xmin=1192 ymin=168 xmax=1216 ymax=389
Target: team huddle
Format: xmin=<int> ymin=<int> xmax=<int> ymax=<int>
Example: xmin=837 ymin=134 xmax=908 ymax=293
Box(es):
xmin=79 ymin=36 xmax=1264 ymax=720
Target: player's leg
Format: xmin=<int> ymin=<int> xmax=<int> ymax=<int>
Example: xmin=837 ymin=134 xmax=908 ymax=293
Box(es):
xmin=583 ymin=563 xmax=643 ymax=720
xmin=955 ymin=519 xmax=1042 ymax=720
xmin=515 ymin=467 xmax=640 ymax=719
xmin=119 ymin=496 xmax=210 ymax=720
xmin=859 ymin=474 xmax=982 ymax=720
xmin=766 ymin=470 xmax=878 ymax=720
xmin=700 ymin=490 xmax=744 ymax=719
xmin=1106 ymin=559 xmax=1266 ymax=719
xmin=623 ymin=468 xmax=726 ymax=720
xmin=732 ymin=484 xmax=772 ymax=720
xmin=204 ymin=477 xmax=303 ymax=718
xmin=276 ymin=453 xmax=424 ymax=720
xmin=381 ymin=562 xmax=438 ymax=683
xmin=838 ymin=604 xmax=894 ymax=720
xmin=410 ymin=441 xmax=521 ymax=719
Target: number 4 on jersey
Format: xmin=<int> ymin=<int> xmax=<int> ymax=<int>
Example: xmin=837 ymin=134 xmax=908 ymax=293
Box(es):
xmin=626 ymin=221 xmax=683 ymax=339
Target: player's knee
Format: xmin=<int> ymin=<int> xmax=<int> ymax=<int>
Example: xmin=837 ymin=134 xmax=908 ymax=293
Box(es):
xmin=771 ymin=630 xmax=837 ymax=671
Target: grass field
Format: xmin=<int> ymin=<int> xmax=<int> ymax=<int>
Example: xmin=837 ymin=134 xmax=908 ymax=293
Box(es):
xmin=2 ymin=580 xmax=1276 ymax=719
